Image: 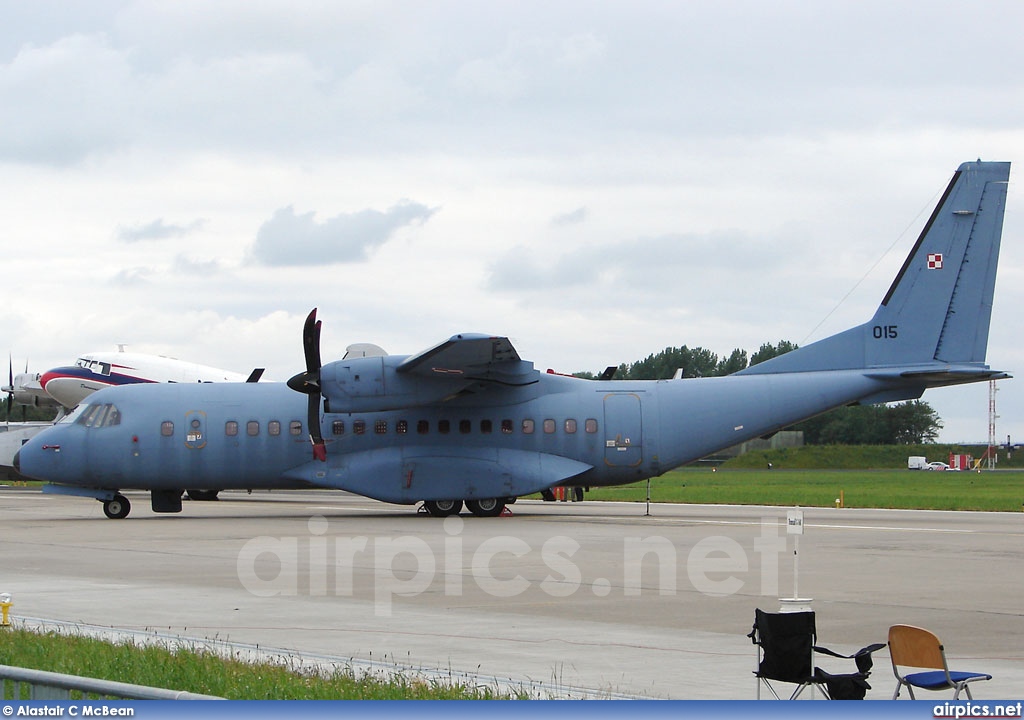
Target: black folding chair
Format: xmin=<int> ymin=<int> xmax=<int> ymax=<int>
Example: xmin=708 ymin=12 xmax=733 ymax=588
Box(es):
xmin=749 ymin=608 xmax=885 ymax=699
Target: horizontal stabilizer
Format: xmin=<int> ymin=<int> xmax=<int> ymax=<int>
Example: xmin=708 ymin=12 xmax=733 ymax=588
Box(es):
xmin=865 ymin=365 xmax=1012 ymax=387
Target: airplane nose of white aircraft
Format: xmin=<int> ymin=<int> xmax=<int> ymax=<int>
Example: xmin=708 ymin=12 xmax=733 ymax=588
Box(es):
xmin=39 ymin=368 xmax=94 ymax=408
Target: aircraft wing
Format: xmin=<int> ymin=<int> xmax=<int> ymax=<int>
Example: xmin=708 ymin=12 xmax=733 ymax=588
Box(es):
xmin=397 ymin=334 xmax=538 ymax=386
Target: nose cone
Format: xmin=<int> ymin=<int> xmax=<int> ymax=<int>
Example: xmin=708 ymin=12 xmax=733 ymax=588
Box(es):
xmin=12 ymin=425 xmax=74 ymax=484
xmin=39 ymin=367 xmax=99 ymax=409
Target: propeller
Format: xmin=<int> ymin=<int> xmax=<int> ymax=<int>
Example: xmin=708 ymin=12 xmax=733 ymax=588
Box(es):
xmin=4 ymin=355 xmax=12 ymax=423
xmin=286 ymin=308 xmax=326 ymax=461
xmin=21 ymin=358 xmax=28 ymax=422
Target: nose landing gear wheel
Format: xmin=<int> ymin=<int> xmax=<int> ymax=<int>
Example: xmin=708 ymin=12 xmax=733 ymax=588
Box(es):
xmin=103 ymin=494 xmax=131 ymax=519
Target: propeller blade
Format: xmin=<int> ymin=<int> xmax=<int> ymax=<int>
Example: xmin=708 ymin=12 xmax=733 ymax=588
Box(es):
xmin=5 ymin=354 xmax=13 ymax=422
xmin=303 ymin=308 xmax=321 ymax=376
xmin=308 ymin=394 xmax=326 ymax=461
xmin=287 ymin=308 xmax=327 ymax=461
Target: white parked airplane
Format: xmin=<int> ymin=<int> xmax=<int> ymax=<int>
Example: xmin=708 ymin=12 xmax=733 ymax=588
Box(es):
xmin=2 ymin=349 xmax=264 ymax=478
xmin=38 ymin=349 xmax=265 ymax=409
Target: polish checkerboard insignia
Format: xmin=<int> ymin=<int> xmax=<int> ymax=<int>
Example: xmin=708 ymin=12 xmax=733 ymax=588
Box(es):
xmin=927 ymin=253 xmax=943 ymax=269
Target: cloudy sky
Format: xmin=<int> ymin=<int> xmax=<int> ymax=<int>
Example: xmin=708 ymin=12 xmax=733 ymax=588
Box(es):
xmin=3 ymin=1 xmax=1023 ymax=444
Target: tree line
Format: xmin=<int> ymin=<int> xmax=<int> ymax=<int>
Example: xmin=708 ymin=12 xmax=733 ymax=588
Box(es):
xmin=576 ymin=340 xmax=942 ymax=445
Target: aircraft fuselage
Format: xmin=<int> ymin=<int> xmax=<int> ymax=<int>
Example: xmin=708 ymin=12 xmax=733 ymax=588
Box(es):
xmin=23 ymin=366 xmax=902 ymax=501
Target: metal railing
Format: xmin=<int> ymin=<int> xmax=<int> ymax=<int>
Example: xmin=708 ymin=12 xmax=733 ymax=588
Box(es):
xmin=0 ymin=664 xmax=223 ymax=700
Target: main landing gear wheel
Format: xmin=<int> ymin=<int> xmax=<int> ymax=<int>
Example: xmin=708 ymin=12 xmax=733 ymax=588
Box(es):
xmin=466 ymin=498 xmax=505 ymax=518
xmin=423 ymin=500 xmax=463 ymax=517
xmin=186 ymin=489 xmax=220 ymax=501
xmin=103 ymin=494 xmax=131 ymax=519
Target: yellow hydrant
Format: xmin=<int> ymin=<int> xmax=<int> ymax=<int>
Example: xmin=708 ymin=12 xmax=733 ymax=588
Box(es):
xmin=0 ymin=593 xmax=11 ymax=627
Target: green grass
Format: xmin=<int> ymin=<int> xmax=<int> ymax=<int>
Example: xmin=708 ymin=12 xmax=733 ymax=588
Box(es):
xmin=583 ymin=467 xmax=1024 ymax=511
xmin=723 ymin=443 xmax=1024 ymax=470
xmin=0 ymin=628 xmax=521 ymax=699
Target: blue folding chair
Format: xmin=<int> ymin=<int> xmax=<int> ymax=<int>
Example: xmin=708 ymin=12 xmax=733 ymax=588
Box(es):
xmin=889 ymin=624 xmax=992 ymax=700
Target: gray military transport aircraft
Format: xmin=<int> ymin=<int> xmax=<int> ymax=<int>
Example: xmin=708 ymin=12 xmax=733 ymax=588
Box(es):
xmin=14 ymin=161 xmax=1012 ymax=519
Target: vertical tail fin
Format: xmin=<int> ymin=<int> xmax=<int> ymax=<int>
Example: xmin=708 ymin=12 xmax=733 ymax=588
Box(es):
xmin=870 ymin=160 xmax=1009 ymax=366
xmin=739 ymin=161 xmax=1010 ymax=376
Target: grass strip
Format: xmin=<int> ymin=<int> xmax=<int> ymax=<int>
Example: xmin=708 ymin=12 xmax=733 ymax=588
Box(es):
xmin=582 ymin=468 xmax=1024 ymax=511
xmin=0 ymin=628 xmax=520 ymax=699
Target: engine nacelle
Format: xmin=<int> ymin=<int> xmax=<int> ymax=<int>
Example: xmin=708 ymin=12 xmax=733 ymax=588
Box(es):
xmin=10 ymin=372 xmax=61 ymax=408
xmin=319 ymin=355 xmax=469 ymax=413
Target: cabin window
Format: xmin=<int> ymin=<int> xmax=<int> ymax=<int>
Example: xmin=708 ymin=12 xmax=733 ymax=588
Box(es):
xmin=417 ymin=420 xmax=429 ymax=434
xmin=438 ymin=419 xmax=450 ymax=434
xmin=565 ymin=419 xmax=577 ymax=434
xmin=501 ymin=419 xmax=513 ymax=434
xmin=543 ymin=419 xmax=556 ymax=434
xmin=354 ymin=420 xmax=366 ymax=435
xmin=397 ymin=420 xmax=408 ymax=434
xmin=161 ymin=421 xmax=174 ymax=437
xmin=375 ymin=420 xmax=388 ymax=434
xmin=332 ymin=420 xmax=344 ymax=436
xmin=522 ymin=419 xmax=535 ymax=434
xmin=585 ymin=418 xmax=598 ymax=433
xmin=480 ymin=419 xmax=493 ymax=434
xmin=459 ymin=419 xmax=471 ymax=434
xmin=268 ymin=420 xmax=281 ymax=436
xmin=225 ymin=421 xmax=238 ymax=437
xmin=247 ymin=421 xmax=260 ymax=437
xmin=289 ymin=421 xmax=303 ymax=436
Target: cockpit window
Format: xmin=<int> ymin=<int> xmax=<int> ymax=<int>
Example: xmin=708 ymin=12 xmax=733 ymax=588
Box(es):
xmin=74 ymin=403 xmax=122 ymax=429
xmin=75 ymin=404 xmax=101 ymax=427
xmin=59 ymin=403 xmax=89 ymax=425
xmin=75 ymin=358 xmax=112 ymax=376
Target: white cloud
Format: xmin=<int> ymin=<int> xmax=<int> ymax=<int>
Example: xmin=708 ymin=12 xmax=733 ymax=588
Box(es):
xmin=117 ymin=218 xmax=205 ymax=242
xmin=551 ymin=206 xmax=588 ymax=226
xmin=248 ymin=200 xmax=438 ymax=266
xmin=0 ymin=33 xmax=136 ymax=163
